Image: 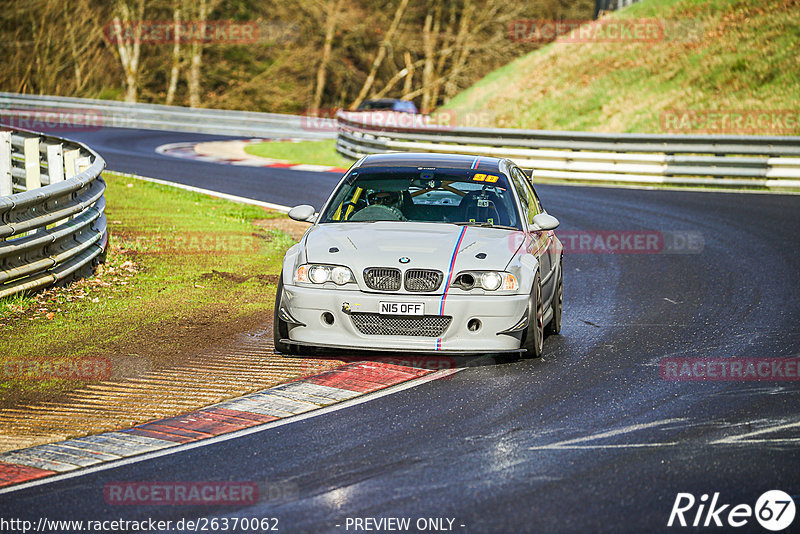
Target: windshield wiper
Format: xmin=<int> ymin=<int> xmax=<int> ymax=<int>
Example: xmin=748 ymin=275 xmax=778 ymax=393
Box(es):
xmin=455 ymin=222 xmax=518 ymax=231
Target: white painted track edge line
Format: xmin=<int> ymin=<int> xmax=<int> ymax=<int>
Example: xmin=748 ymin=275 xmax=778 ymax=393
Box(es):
xmin=110 ymin=172 xmax=292 ymax=212
xmin=0 ymin=369 xmax=461 ymax=495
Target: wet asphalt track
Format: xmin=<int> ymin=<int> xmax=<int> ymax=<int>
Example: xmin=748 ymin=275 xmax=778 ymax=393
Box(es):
xmin=3 ymin=128 xmax=799 ymax=532
xmin=65 ymin=127 xmax=343 ymax=208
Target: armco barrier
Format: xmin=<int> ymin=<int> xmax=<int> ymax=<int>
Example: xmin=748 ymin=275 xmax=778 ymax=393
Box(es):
xmin=335 ymin=111 xmax=800 ymax=189
xmin=0 ymin=92 xmax=333 ymax=140
xmin=0 ymin=126 xmax=108 ymax=298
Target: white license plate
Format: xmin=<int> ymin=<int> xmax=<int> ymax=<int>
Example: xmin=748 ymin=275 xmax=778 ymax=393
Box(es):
xmin=379 ymin=302 xmax=424 ymax=315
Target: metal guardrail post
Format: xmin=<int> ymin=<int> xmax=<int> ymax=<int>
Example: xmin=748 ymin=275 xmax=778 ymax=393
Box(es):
xmin=0 ymin=127 xmax=108 ymax=298
xmin=64 ymin=149 xmax=79 ymax=178
xmin=46 ymin=143 xmax=64 ymax=184
xmin=0 ymin=132 xmax=10 ymax=197
xmin=23 ymin=137 xmax=41 ymax=190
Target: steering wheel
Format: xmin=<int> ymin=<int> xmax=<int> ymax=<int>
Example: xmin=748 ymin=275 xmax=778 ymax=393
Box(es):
xmin=349 ymin=204 xmax=407 ymax=221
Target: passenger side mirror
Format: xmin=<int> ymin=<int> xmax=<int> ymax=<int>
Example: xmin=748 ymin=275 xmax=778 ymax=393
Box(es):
xmin=531 ymin=213 xmax=559 ymax=231
xmin=288 ymin=204 xmax=317 ymax=223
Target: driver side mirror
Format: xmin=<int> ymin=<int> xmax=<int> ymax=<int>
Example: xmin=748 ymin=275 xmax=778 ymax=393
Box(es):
xmin=531 ymin=213 xmax=559 ymax=231
xmin=288 ymin=204 xmax=317 ymax=223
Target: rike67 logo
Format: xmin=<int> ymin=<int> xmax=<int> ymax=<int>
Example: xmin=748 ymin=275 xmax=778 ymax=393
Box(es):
xmin=668 ymin=490 xmax=795 ymax=531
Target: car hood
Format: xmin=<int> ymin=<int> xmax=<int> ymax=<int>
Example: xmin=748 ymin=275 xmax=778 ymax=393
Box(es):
xmin=303 ymin=222 xmax=521 ymax=274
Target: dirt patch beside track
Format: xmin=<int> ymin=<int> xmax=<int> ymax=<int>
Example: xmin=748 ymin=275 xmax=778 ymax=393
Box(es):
xmin=252 ymin=217 xmax=310 ymax=241
xmin=0 ymin=319 xmax=345 ymax=453
xmin=0 ymin=173 xmax=345 ymax=453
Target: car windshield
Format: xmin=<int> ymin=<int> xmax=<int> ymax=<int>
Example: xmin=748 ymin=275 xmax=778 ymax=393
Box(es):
xmin=358 ymin=101 xmax=394 ymax=110
xmin=319 ymin=166 xmax=521 ymax=229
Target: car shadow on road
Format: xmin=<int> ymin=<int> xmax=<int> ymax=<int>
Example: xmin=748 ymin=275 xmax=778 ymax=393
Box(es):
xmin=280 ymin=349 xmax=521 ymax=374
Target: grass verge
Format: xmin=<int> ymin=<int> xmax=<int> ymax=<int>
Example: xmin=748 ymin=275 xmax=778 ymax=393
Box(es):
xmin=443 ymin=0 xmax=800 ymax=134
xmin=0 ymin=171 xmax=298 ymax=409
xmin=244 ymin=139 xmax=354 ymax=168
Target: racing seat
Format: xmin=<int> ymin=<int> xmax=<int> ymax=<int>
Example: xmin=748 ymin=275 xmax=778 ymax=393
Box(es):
xmin=458 ymin=190 xmax=509 ymax=226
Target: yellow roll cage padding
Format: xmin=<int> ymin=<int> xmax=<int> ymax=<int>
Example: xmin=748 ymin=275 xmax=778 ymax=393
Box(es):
xmin=332 ymin=187 xmax=363 ymax=221
xmin=332 ymin=180 xmax=471 ymax=221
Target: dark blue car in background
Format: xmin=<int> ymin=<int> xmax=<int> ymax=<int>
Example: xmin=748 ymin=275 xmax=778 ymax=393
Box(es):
xmin=357 ymin=98 xmax=419 ymax=114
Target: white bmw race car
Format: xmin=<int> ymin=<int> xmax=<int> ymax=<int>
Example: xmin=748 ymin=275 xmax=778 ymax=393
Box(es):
xmin=274 ymin=153 xmax=563 ymax=357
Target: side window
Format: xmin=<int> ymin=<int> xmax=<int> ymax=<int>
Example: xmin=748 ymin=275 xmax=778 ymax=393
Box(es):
xmin=510 ymin=167 xmax=530 ymax=215
xmin=528 ymin=183 xmax=544 ymax=215
xmin=511 ymin=167 xmax=541 ymax=224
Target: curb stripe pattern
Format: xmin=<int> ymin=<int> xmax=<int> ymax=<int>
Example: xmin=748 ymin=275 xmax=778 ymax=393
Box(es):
xmin=155 ymin=139 xmax=349 ymax=174
xmin=0 ymin=361 xmax=433 ymax=488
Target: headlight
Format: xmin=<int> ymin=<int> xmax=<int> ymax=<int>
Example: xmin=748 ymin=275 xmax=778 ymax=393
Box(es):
xmin=295 ymin=264 xmax=355 ymax=286
xmin=308 ymin=265 xmax=330 ymax=284
xmin=452 ymin=271 xmax=518 ymax=291
xmin=480 ymin=272 xmax=502 ymax=291
xmin=330 ymin=266 xmax=354 ymax=285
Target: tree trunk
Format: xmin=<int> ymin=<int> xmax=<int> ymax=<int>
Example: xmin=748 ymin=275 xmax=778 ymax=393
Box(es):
xmin=65 ymin=7 xmax=83 ymax=90
xmin=402 ymin=51 xmax=415 ymax=96
xmin=374 ymin=56 xmax=425 ymax=100
xmin=188 ymin=0 xmax=208 ymax=108
xmin=430 ymin=3 xmax=456 ymax=111
xmin=349 ymin=0 xmax=409 ymax=110
xmin=111 ymin=0 xmax=144 ymax=103
xmin=402 ymin=69 xmax=460 ymax=100
xmin=312 ymin=0 xmax=342 ymax=115
xmin=420 ymin=11 xmax=435 ymax=113
xmin=166 ymin=4 xmax=181 ymax=106
xmin=445 ymin=0 xmax=474 ymax=99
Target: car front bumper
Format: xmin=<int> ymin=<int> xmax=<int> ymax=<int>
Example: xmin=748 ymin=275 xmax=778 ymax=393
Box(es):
xmin=280 ymin=284 xmax=529 ymax=353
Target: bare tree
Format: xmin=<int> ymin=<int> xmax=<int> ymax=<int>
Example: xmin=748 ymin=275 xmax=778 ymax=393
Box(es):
xmin=111 ymin=0 xmax=145 ymax=103
xmin=373 ymin=56 xmax=425 ymax=100
xmin=312 ymin=0 xmax=343 ymax=114
xmin=186 ymin=0 xmax=225 ymax=107
xmin=165 ymin=1 xmax=182 ymax=105
xmin=443 ymin=0 xmax=474 ymax=100
xmin=419 ymin=9 xmax=435 ymax=113
xmin=0 ymin=0 xmax=596 ymax=113
xmin=429 ymin=3 xmax=458 ymax=109
xmin=349 ymin=0 xmax=410 ymax=110
xmin=402 ymin=51 xmax=415 ymax=96
xmin=187 ymin=0 xmax=207 ymax=107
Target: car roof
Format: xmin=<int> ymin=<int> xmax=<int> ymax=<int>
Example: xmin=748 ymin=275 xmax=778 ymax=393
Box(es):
xmin=356 ymin=153 xmax=506 ymax=173
xmin=363 ymin=98 xmax=410 ymax=104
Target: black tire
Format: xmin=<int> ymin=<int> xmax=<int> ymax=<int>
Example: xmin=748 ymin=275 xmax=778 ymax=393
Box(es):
xmin=521 ymin=272 xmax=544 ymax=358
xmin=273 ymin=275 xmax=296 ymax=355
xmin=545 ymin=261 xmax=563 ymax=336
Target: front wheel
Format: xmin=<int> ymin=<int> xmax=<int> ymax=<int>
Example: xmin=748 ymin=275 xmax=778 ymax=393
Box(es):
xmin=521 ymin=272 xmax=544 ymax=358
xmin=273 ymin=275 xmax=296 ymax=355
xmin=545 ymin=263 xmax=562 ymax=336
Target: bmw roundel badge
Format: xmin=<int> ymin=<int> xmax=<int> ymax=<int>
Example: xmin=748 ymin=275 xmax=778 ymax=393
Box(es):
xmin=399 ymin=257 xmax=411 ymax=264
